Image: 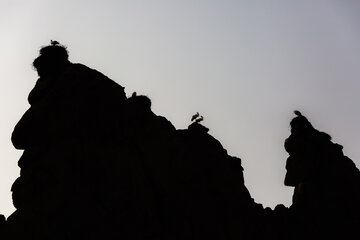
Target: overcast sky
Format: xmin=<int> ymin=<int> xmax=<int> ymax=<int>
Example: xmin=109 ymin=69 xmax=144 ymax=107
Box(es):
xmin=1 ymin=0 xmax=360 ymax=217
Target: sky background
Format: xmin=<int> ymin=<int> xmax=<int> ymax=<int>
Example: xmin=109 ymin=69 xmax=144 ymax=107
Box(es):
xmin=1 ymin=0 xmax=360 ymax=217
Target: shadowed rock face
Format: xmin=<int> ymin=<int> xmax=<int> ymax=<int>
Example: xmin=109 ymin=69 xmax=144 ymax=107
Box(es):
xmin=2 ymin=45 xmax=265 ymax=240
xmin=276 ymin=112 xmax=360 ymax=240
xmin=1 ymin=45 xmax=359 ymax=239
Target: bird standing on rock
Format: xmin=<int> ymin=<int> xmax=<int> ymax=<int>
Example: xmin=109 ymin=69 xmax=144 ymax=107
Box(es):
xmin=195 ymin=116 xmax=204 ymax=123
xmin=294 ymin=110 xmax=302 ymax=116
xmin=191 ymin=112 xmax=204 ymax=123
xmin=51 ymin=40 xmax=60 ymax=46
xmin=191 ymin=112 xmax=200 ymax=122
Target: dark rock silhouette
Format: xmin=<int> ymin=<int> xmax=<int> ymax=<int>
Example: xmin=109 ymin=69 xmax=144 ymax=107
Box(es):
xmin=1 ymin=44 xmax=359 ymax=239
xmin=2 ymin=44 xmax=265 ymax=240
xmin=270 ymin=111 xmax=360 ymax=240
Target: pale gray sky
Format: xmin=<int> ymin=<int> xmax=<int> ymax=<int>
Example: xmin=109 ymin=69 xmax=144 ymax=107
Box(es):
xmin=1 ymin=0 xmax=360 ymax=217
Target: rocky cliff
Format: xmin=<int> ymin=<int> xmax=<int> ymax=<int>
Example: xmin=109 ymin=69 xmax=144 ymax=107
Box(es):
xmin=0 ymin=44 xmax=359 ymax=240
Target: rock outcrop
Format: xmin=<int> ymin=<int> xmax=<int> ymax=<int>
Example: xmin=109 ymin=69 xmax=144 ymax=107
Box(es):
xmin=270 ymin=111 xmax=360 ymax=240
xmin=2 ymin=44 xmax=265 ymax=240
xmin=1 ymin=44 xmax=359 ymax=239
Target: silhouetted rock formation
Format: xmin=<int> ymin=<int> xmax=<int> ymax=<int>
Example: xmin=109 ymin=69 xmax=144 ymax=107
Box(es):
xmin=1 ymin=44 xmax=359 ymax=239
xmin=271 ymin=111 xmax=360 ymax=240
xmin=2 ymin=44 xmax=265 ymax=240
